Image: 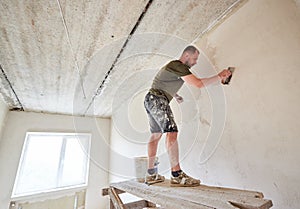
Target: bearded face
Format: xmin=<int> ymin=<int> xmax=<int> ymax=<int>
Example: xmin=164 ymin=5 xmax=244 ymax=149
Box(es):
xmin=184 ymin=51 xmax=199 ymax=67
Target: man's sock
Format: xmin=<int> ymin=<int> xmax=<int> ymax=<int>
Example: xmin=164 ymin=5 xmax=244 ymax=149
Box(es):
xmin=171 ymin=170 xmax=182 ymax=177
xmin=147 ymin=168 xmax=156 ymax=175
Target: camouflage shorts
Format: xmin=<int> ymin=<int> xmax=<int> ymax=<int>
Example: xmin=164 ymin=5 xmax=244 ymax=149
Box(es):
xmin=144 ymin=92 xmax=178 ymax=133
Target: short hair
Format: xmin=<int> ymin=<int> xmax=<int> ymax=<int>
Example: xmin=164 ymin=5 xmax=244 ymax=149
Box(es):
xmin=182 ymin=45 xmax=199 ymax=55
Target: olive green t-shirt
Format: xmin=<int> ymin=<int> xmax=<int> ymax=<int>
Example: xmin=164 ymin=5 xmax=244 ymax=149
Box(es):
xmin=150 ymin=60 xmax=191 ymax=102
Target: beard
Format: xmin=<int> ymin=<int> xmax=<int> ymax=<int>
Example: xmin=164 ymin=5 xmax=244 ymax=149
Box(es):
xmin=184 ymin=61 xmax=192 ymax=67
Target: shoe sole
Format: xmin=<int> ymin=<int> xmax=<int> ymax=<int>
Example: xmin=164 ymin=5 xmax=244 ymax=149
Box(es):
xmin=145 ymin=179 xmax=165 ymax=186
xmin=170 ymin=182 xmax=200 ymax=187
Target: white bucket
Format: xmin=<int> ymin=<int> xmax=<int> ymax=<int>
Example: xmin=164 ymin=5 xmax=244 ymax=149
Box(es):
xmin=134 ymin=156 xmax=148 ymax=182
xmin=134 ymin=156 xmax=159 ymax=182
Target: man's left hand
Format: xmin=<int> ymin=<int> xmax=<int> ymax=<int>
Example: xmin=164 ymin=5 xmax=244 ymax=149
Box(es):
xmin=175 ymin=94 xmax=184 ymax=103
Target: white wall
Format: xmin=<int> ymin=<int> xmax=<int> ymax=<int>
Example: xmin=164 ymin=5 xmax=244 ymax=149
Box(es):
xmin=193 ymin=0 xmax=300 ymax=208
xmin=109 ymin=0 xmax=300 ymax=208
xmin=0 ymin=97 xmax=8 ymax=139
xmin=0 ymin=111 xmax=111 ymax=209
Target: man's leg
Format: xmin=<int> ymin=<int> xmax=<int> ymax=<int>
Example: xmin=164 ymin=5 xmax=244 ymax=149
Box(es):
xmin=166 ymin=133 xmax=201 ymax=187
xmin=148 ymin=132 xmax=162 ymax=169
xmin=166 ymin=132 xmax=181 ymax=171
xmin=145 ymin=132 xmax=165 ymax=185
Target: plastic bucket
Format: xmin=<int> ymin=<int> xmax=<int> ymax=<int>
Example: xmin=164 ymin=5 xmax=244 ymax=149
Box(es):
xmin=134 ymin=156 xmax=148 ymax=182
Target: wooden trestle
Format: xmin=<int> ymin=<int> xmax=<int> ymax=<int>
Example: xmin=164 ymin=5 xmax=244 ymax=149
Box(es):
xmin=102 ymin=179 xmax=273 ymax=209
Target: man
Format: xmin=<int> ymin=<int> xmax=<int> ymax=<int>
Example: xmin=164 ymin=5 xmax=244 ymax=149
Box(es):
xmin=144 ymin=45 xmax=231 ymax=186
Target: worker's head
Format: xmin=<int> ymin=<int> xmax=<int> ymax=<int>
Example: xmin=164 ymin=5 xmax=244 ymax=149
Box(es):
xmin=180 ymin=45 xmax=200 ymax=67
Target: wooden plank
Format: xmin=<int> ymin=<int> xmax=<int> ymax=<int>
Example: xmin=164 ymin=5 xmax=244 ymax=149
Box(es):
xmin=102 ymin=187 xmax=125 ymax=196
xmin=110 ymin=200 xmax=114 ymax=209
xmin=110 ymin=179 xmax=273 ymax=209
xmin=108 ymin=187 xmax=126 ymax=209
xmin=189 ymin=184 xmax=264 ymax=198
xmin=102 ymin=188 xmax=109 ymax=196
xmin=228 ymin=199 xmax=273 ymax=209
xmin=110 ymin=180 xmax=222 ymax=209
xmin=157 ymin=182 xmax=272 ymax=209
xmin=124 ymin=200 xmax=148 ymax=209
xmin=146 ymin=201 xmax=157 ymax=207
xmin=144 ymin=180 xmax=263 ymax=198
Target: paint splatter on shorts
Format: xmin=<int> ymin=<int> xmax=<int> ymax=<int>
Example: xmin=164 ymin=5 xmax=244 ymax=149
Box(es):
xmin=144 ymin=91 xmax=178 ymax=133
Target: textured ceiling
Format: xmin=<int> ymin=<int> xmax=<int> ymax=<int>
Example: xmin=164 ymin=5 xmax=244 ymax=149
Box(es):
xmin=0 ymin=0 xmax=245 ymax=117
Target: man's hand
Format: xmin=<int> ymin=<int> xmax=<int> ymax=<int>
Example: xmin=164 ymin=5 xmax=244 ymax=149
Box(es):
xmin=174 ymin=94 xmax=184 ymax=104
xmin=218 ymin=69 xmax=232 ymax=83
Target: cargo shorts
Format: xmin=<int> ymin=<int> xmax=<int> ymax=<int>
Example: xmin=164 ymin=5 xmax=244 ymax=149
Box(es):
xmin=144 ymin=91 xmax=178 ymax=133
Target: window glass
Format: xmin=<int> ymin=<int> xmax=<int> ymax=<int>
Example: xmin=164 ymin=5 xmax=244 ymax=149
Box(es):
xmin=12 ymin=132 xmax=91 ymax=197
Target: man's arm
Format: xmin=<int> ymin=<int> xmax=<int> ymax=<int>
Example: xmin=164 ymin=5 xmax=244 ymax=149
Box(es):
xmin=182 ymin=69 xmax=231 ymax=88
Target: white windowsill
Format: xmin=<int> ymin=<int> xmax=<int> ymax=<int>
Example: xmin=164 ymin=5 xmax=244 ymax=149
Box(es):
xmin=10 ymin=185 xmax=87 ymax=204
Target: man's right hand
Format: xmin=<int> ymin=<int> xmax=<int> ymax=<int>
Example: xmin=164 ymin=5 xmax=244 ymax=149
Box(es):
xmin=218 ymin=69 xmax=232 ymax=83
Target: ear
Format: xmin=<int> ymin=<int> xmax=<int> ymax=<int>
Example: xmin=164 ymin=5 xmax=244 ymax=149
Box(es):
xmin=184 ymin=52 xmax=190 ymax=58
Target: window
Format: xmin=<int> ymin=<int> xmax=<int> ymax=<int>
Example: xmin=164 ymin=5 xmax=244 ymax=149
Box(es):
xmin=12 ymin=132 xmax=91 ymax=198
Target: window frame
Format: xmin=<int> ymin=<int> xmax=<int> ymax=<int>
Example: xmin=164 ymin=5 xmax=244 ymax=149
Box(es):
xmin=11 ymin=132 xmax=91 ymax=198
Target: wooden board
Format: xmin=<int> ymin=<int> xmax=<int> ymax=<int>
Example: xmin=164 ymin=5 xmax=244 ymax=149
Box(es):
xmin=108 ymin=179 xmax=273 ymax=209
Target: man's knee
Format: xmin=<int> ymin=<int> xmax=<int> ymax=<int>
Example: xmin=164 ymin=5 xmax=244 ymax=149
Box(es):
xmin=150 ymin=132 xmax=162 ymax=142
xmin=166 ymin=132 xmax=178 ymax=142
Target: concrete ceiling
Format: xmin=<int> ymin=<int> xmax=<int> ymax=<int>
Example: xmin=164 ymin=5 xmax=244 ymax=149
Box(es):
xmin=0 ymin=0 xmax=245 ymax=117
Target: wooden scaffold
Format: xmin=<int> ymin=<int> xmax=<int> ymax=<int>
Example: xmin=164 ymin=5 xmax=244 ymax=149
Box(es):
xmin=102 ymin=179 xmax=273 ymax=209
